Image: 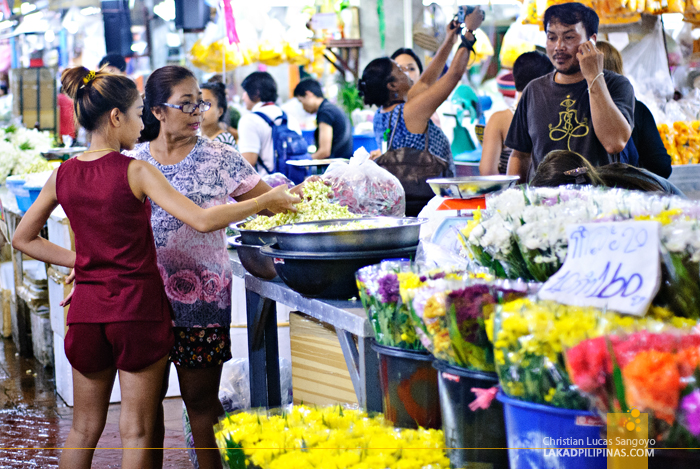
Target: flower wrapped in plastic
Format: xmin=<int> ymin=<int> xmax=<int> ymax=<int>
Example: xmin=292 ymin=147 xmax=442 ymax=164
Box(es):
xmin=566 ymin=329 xmax=700 ymax=447
xmin=214 ymin=405 xmax=450 ymax=469
xmin=462 ymin=185 xmax=700 ymax=318
xmin=411 ymin=278 xmax=532 ymax=372
xmin=356 ymin=261 xmax=424 ymax=350
xmin=486 ymin=298 xmax=696 ymax=410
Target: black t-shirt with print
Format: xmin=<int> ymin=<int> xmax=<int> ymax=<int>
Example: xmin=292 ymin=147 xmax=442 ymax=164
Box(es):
xmin=505 ymin=70 xmax=635 ymax=181
xmin=315 ymin=99 xmax=354 ymax=158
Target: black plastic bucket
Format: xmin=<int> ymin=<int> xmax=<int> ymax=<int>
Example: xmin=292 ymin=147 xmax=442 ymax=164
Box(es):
xmin=434 ymin=360 xmax=509 ymax=469
xmin=371 ymin=342 xmax=441 ymax=429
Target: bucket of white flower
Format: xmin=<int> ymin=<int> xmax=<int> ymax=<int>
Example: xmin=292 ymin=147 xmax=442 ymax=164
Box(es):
xmin=5 ymin=175 xmax=31 ymax=212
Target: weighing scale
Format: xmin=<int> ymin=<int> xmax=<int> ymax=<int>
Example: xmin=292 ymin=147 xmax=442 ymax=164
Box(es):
xmin=427 ymin=176 xmax=519 ymax=254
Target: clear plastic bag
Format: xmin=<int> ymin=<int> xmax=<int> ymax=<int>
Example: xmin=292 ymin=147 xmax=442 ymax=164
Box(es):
xmin=262 ymin=172 xmax=294 ymax=189
xmin=323 ymin=147 xmax=406 ymax=217
xmin=621 ymin=21 xmax=675 ymax=99
xmin=218 ymin=357 xmax=293 ymax=413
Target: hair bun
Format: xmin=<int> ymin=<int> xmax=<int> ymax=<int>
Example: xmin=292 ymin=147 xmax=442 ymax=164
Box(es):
xmin=61 ymin=66 xmax=92 ymax=100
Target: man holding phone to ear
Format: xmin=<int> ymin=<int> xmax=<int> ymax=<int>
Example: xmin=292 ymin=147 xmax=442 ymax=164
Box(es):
xmin=505 ymin=2 xmax=635 ymax=182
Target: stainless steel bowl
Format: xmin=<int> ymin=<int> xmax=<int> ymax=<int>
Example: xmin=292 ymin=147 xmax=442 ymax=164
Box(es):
xmin=229 ymin=236 xmax=278 ymax=280
xmin=232 ymin=220 xmax=277 ymax=246
xmin=260 ymin=244 xmax=417 ymax=299
xmin=426 ymin=176 xmax=519 ymax=199
xmin=269 ymin=217 xmax=426 ymax=253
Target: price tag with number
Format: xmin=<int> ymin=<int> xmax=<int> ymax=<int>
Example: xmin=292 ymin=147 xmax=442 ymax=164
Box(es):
xmin=539 ymin=221 xmax=661 ymax=316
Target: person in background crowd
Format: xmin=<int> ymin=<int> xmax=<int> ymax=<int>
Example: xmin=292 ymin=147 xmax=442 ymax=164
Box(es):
xmin=98 ymin=53 xmax=127 ymax=75
xmin=293 ymin=78 xmax=353 ymax=159
xmin=129 ymin=65 xmax=304 ymax=469
xmin=479 ymin=51 xmax=553 ymax=175
xmin=360 ymin=8 xmax=484 ymax=215
xmin=200 ymin=81 xmax=237 ymax=148
xmin=390 ymin=47 xmax=441 ymax=127
xmin=237 ymin=71 xmax=302 ymax=175
xmin=57 ymin=86 xmax=76 ymax=142
xmin=595 ymin=40 xmax=672 ymax=178
xmin=505 ymin=2 xmax=635 ymax=182
xmin=206 ymin=74 xmax=239 ymax=141
xmin=12 ymin=66 xmax=299 ymax=469
xmin=530 ymin=149 xmax=683 ymax=195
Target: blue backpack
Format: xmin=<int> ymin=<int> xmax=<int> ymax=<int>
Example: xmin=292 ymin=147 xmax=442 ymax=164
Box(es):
xmin=254 ymin=111 xmax=310 ymax=185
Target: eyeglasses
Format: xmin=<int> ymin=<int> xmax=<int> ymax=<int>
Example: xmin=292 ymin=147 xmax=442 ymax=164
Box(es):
xmin=161 ymin=101 xmax=212 ymax=114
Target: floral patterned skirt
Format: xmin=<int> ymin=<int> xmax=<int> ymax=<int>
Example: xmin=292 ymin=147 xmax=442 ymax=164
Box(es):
xmin=171 ymin=326 xmax=232 ymax=368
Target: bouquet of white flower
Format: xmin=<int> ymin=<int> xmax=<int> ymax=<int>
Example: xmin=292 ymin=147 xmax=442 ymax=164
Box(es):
xmin=0 ymin=124 xmax=53 ymax=184
xmin=461 ymin=186 xmax=700 ymax=318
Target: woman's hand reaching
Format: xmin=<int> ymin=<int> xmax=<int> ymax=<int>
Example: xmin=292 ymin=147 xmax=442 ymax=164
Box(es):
xmin=259 ymin=184 xmax=302 ymax=214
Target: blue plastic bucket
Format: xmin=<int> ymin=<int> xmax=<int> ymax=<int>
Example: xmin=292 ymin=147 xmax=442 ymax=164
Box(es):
xmin=434 ymin=360 xmax=508 ymax=468
xmin=6 ymin=176 xmax=32 ymax=212
xmin=352 ymin=134 xmax=378 ymax=153
xmin=26 ymin=186 xmax=42 ymax=206
xmin=497 ymin=391 xmax=606 ymax=469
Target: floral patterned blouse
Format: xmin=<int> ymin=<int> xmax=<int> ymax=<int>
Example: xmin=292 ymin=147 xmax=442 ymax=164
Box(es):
xmin=127 ymin=137 xmax=260 ymax=328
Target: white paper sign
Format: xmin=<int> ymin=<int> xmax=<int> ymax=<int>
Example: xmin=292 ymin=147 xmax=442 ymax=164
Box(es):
xmin=538 ymin=221 xmax=661 ymax=316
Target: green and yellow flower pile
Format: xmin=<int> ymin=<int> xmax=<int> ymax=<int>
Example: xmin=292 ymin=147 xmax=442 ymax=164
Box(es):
xmin=215 ymin=405 xmax=449 ymax=469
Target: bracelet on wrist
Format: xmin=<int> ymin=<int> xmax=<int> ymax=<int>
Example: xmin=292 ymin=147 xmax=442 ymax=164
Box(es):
xmin=587 ymin=72 xmax=605 ymax=93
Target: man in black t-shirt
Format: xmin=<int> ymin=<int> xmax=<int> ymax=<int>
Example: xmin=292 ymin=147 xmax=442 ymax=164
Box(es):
xmin=504 ymin=2 xmax=635 ymax=182
xmin=294 ymin=79 xmax=354 ymax=159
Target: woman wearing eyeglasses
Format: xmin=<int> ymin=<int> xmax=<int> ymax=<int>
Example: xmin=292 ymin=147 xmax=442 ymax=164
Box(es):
xmin=126 ymin=65 xmax=296 ymax=468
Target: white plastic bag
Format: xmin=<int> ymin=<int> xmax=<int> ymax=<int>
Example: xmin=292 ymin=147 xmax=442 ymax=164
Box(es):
xmin=322 ymin=147 xmax=406 ymax=217
xmin=217 ymin=357 xmax=293 ymax=413
xmin=621 ymin=21 xmax=675 ymax=100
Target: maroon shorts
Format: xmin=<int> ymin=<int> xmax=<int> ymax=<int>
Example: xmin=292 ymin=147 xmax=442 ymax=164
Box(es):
xmin=65 ymin=319 xmax=175 ymax=374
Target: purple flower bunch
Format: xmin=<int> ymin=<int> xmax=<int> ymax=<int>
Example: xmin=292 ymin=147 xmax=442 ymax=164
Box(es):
xmin=377 ymin=273 xmax=400 ymax=304
xmin=681 ymin=389 xmax=700 ymax=437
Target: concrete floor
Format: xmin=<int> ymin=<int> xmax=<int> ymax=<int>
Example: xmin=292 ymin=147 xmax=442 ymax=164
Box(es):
xmin=0 ymin=337 xmax=194 ymax=468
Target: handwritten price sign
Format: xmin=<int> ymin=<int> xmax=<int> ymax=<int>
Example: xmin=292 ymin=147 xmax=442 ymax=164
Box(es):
xmin=539 ymin=221 xmax=661 ymax=316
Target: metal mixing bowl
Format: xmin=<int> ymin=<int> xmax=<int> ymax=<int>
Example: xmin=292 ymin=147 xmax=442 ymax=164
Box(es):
xmin=270 ymin=217 xmax=426 ymax=253
xmin=232 ymin=220 xmax=277 ymax=246
xmin=426 ymin=176 xmax=519 ymax=199
xmin=260 ymin=244 xmax=417 ymax=299
xmin=229 ymin=236 xmax=278 ymax=280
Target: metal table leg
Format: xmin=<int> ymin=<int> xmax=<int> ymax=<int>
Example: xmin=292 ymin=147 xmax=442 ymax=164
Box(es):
xmin=336 ymin=329 xmax=382 ymax=412
xmin=246 ymin=289 xmax=281 ymax=408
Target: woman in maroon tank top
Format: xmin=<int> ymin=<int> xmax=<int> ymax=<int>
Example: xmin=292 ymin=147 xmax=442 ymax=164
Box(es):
xmin=11 ymin=67 xmax=300 ymax=469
